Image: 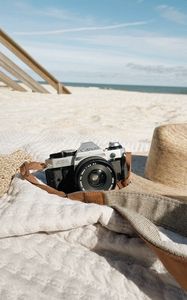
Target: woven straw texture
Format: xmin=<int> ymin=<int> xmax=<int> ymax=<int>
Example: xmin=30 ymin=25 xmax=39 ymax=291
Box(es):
xmin=145 ymin=123 xmax=187 ymax=190
xmin=0 ymin=150 xmax=31 ymax=197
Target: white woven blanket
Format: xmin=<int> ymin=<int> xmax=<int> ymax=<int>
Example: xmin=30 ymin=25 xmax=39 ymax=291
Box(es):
xmin=0 ymin=174 xmax=186 ymax=300
xmin=0 ymin=130 xmax=186 ymax=299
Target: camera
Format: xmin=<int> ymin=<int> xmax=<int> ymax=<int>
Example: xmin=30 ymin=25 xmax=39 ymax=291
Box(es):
xmin=45 ymin=141 xmax=126 ymax=194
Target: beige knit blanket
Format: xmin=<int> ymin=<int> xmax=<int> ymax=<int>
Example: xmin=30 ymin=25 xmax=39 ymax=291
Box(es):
xmin=0 ymin=150 xmax=31 ymax=197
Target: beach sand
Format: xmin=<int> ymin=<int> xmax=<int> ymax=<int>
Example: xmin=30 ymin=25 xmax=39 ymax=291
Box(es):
xmin=0 ymin=84 xmax=186 ymax=183
xmin=0 ymin=85 xmax=186 ymax=158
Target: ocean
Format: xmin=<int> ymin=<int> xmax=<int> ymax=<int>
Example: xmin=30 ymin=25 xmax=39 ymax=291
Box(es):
xmin=63 ymin=82 xmax=187 ymax=95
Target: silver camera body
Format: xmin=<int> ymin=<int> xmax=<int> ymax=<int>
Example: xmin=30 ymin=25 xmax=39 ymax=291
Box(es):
xmin=45 ymin=141 xmax=126 ymax=193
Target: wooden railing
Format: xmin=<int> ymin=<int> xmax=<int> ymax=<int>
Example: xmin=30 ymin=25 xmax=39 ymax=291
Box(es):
xmin=0 ymin=28 xmax=71 ymax=94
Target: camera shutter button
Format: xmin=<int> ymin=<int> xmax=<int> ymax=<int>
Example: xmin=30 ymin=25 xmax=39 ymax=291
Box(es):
xmin=108 ymin=142 xmax=122 ymax=150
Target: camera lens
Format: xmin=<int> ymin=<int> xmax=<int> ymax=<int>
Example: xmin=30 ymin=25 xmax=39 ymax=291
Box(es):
xmin=75 ymin=157 xmax=116 ymax=191
xmin=88 ymin=169 xmax=107 ymax=187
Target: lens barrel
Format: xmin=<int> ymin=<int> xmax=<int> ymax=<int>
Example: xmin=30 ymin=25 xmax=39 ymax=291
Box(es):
xmin=75 ymin=157 xmax=116 ymax=191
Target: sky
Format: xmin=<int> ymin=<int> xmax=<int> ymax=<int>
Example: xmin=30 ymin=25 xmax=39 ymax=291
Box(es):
xmin=0 ymin=0 xmax=187 ymax=86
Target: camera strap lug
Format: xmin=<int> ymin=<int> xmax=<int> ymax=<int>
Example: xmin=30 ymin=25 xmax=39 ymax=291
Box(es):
xmin=117 ymin=152 xmax=131 ymax=188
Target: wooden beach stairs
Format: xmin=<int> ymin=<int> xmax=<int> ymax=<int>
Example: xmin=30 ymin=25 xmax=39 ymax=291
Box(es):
xmin=0 ymin=28 xmax=71 ymax=94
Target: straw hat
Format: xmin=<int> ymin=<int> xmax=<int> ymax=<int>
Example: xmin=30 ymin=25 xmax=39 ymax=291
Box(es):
xmin=125 ymin=123 xmax=187 ymax=201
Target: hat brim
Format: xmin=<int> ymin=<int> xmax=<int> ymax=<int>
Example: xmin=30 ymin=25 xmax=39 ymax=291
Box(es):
xmin=126 ymin=154 xmax=187 ymax=202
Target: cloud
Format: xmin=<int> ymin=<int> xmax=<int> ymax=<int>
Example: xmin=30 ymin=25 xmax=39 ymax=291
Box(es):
xmin=126 ymin=63 xmax=187 ymax=77
xmin=61 ymin=33 xmax=187 ymax=64
xmin=37 ymin=7 xmax=80 ymax=21
xmin=1 ymin=1 xmax=92 ymax=32
xmin=157 ymin=5 xmax=187 ymax=24
xmin=19 ymin=40 xmax=187 ymax=77
xmin=13 ymin=21 xmax=151 ymax=36
xmin=2 ymin=39 xmax=187 ymax=85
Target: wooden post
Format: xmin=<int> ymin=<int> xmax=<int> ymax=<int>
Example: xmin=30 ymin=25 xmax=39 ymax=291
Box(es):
xmin=0 ymin=71 xmax=27 ymax=92
xmin=57 ymin=82 xmax=63 ymax=94
xmin=0 ymin=28 xmax=71 ymax=94
xmin=0 ymin=52 xmax=49 ymax=93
